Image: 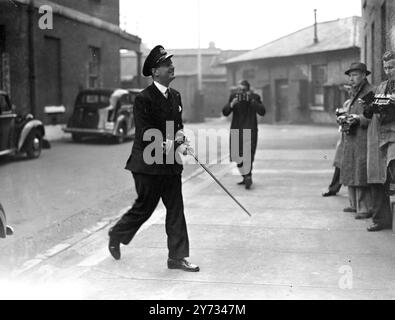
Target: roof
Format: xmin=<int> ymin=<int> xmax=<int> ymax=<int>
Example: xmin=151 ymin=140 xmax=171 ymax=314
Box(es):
xmin=224 ymin=16 xmax=361 ymax=64
xmin=168 ymin=48 xmax=222 ymax=56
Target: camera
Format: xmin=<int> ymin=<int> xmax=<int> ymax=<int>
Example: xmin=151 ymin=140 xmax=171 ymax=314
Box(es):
xmin=335 ymin=107 xmax=359 ymax=135
xmin=361 ymin=91 xmax=395 ymax=122
xmin=236 ymin=89 xmax=251 ymax=102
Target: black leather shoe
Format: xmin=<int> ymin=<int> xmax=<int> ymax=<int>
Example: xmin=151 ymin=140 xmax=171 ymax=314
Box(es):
xmin=322 ymin=191 xmax=337 ymax=197
xmin=237 ymin=179 xmax=246 ymax=185
xmin=5 ymin=225 xmax=14 ymax=236
xmin=167 ymin=258 xmax=200 ymax=272
xmin=343 ymin=207 xmax=356 ymax=213
xmin=355 ymin=213 xmax=372 ymax=220
xmin=245 ymin=176 xmax=252 ymax=190
xmin=367 ymin=223 xmax=391 ymax=232
xmin=108 ymin=237 xmax=121 ymax=260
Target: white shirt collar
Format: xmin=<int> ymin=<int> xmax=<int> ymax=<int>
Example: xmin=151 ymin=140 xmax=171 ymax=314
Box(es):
xmin=154 ymin=81 xmax=169 ymax=97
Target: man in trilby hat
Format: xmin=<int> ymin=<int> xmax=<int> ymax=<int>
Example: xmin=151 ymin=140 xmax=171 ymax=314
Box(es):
xmin=107 ymin=45 xmax=199 ymax=272
xmin=338 ymin=62 xmax=374 ymax=219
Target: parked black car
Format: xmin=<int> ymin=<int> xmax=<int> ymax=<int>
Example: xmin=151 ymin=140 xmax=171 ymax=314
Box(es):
xmin=64 ymin=88 xmax=141 ymax=143
xmin=0 ymin=90 xmax=49 ymax=159
xmin=0 ymin=203 xmax=13 ymax=239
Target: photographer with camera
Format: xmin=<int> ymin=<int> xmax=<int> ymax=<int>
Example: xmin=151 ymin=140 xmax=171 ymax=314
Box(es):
xmin=222 ymin=80 xmax=266 ymax=189
xmin=338 ymin=63 xmax=375 ymax=219
xmin=361 ymin=51 xmax=395 ymax=232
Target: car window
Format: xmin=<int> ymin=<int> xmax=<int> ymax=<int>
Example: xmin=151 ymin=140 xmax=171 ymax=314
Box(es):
xmin=79 ymin=94 xmax=110 ymax=105
xmin=0 ymin=94 xmax=10 ymax=113
xmin=120 ymin=94 xmax=131 ymax=106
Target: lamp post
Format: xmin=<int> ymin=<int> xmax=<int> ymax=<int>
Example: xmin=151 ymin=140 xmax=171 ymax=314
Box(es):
xmin=197 ymin=0 xmax=202 ymax=92
xmin=193 ymin=0 xmax=204 ymax=122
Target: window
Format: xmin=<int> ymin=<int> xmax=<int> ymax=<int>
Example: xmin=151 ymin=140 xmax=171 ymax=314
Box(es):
xmin=311 ymin=65 xmax=327 ymax=106
xmin=0 ymin=25 xmax=5 ymax=91
xmin=371 ymin=22 xmax=375 ymax=81
xmin=0 ymin=94 xmax=10 ymax=113
xmin=80 ymin=94 xmax=109 ymax=105
xmin=381 ymin=1 xmax=387 ymax=80
xmin=242 ymin=68 xmax=255 ymax=80
xmin=0 ymin=25 xmax=5 ymax=52
xmin=88 ymin=46 xmax=101 ymax=88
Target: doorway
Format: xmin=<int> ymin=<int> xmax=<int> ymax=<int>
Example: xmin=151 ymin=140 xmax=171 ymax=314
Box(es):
xmin=43 ymin=37 xmax=62 ymax=108
xmin=275 ymin=79 xmax=289 ymax=122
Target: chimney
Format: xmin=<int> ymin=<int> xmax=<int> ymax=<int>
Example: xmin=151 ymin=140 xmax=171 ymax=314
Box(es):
xmin=314 ymin=9 xmax=319 ymax=44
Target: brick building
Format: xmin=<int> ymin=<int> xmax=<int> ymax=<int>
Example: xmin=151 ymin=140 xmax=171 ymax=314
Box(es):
xmin=361 ymin=0 xmax=395 ymax=85
xmin=0 ymin=0 xmax=141 ymax=124
xmin=223 ymin=16 xmax=361 ymax=124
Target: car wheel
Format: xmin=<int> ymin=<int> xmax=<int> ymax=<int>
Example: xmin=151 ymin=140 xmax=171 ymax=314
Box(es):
xmin=72 ymin=133 xmax=82 ymax=142
xmin=114 ymin=123 xmax=126 ymax=144
xmin=25 ymin=129 xmax=42 ymax=159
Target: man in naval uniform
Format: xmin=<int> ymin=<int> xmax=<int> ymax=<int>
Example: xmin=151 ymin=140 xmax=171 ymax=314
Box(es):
xmin=107 ymin=45 xmax=199 ymax=272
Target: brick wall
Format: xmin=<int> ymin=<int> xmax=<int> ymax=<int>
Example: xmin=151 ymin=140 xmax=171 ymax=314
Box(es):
xmin=362 ymin=0 xmax=395 ymax=84
xmin=33 ymin=11 xmax=127 ymax=123
xmin=0 ymin=2 xmax=31 ymax=114
xmin=0 ymin=2 xmax=139 ymax=124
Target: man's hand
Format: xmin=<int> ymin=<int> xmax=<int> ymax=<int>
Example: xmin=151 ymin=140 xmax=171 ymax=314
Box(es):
xmin=357 ymin=98 xmax=366 ymax=105
xmin=162 ymin=139 xmax=173 ymax=155
xmin=230 ymin=97 xmax=238 ymax=109
xmin=177 ymin=139 xmax=194 ymax=156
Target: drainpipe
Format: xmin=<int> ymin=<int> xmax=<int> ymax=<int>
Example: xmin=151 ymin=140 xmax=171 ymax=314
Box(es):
xmin=27 ymin=0 xmax=36 ymax=116
xmin=314 ymin=9 xmax=319 ymax=44
xmin=136 ymin=50 xmax=142 ymax=87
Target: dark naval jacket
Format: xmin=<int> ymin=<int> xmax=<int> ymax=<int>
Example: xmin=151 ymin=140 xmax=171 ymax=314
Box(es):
xmin=125 ymin=83 xmax=184 ymax=175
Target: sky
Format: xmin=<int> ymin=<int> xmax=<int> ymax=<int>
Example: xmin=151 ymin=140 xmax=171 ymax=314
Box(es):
xmin=120 ymin=0 xmax=362 ymax=51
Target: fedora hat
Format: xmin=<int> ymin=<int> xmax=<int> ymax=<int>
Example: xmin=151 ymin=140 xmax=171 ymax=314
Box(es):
xmin=345 ymin=62 xmax=371 ymax=76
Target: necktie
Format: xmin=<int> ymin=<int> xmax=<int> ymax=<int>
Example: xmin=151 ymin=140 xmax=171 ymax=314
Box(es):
xmin=164 ymin=89 xmax=169 ymax=99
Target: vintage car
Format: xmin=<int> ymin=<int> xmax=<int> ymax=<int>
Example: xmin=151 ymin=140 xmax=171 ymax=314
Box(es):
xmin=64 ymin=88 xmax=141 ymax=143
xmin=0 ymin=203 xmax=13 ymax=239
xmin=0 ymin=90 xmax=49 ymax=159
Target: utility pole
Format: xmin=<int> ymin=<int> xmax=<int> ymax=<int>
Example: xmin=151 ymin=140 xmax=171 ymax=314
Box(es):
xmin=197 ymin=0 xmax=202 ymax=91
xmin=314 ymin=9 xmax=319 ymax=44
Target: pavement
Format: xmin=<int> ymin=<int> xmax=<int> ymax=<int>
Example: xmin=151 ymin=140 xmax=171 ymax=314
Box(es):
xmin=0 ymin=118 xmax=229 ymax=270
xmin=1 ymin=121 xmax=395 ymax=300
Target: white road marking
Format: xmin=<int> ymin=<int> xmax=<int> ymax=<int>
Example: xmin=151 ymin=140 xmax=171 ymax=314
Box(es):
xmin=231 ymin=168 xmax=334 ymax=175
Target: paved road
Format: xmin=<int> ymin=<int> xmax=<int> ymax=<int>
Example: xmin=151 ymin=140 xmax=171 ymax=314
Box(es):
xmin=5 ymin=121 xmax=393 ymax=300
xmin=0 ymin=119 xmax=228 ymax=268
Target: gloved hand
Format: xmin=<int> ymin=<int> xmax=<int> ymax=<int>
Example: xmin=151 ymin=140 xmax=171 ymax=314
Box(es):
xmin=177 ymin=137 xmax=194 ymax=156
xmin=363 ymin=104 xmax=374 ymax=119
xmin=162 ymin=139 xmax=173 ymax=155
xmin=348 ymin=114 xmax=360 ymax=125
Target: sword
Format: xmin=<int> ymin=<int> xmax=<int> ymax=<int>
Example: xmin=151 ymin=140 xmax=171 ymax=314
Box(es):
xmin=186 ymin=149 xmax=252 ymax=217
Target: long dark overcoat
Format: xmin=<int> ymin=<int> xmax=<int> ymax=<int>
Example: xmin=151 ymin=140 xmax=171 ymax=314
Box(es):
xmin=340 ymin=80 xmax=375 ymax=186
xmin=222 ymin=92 xmax=265 ymax=163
